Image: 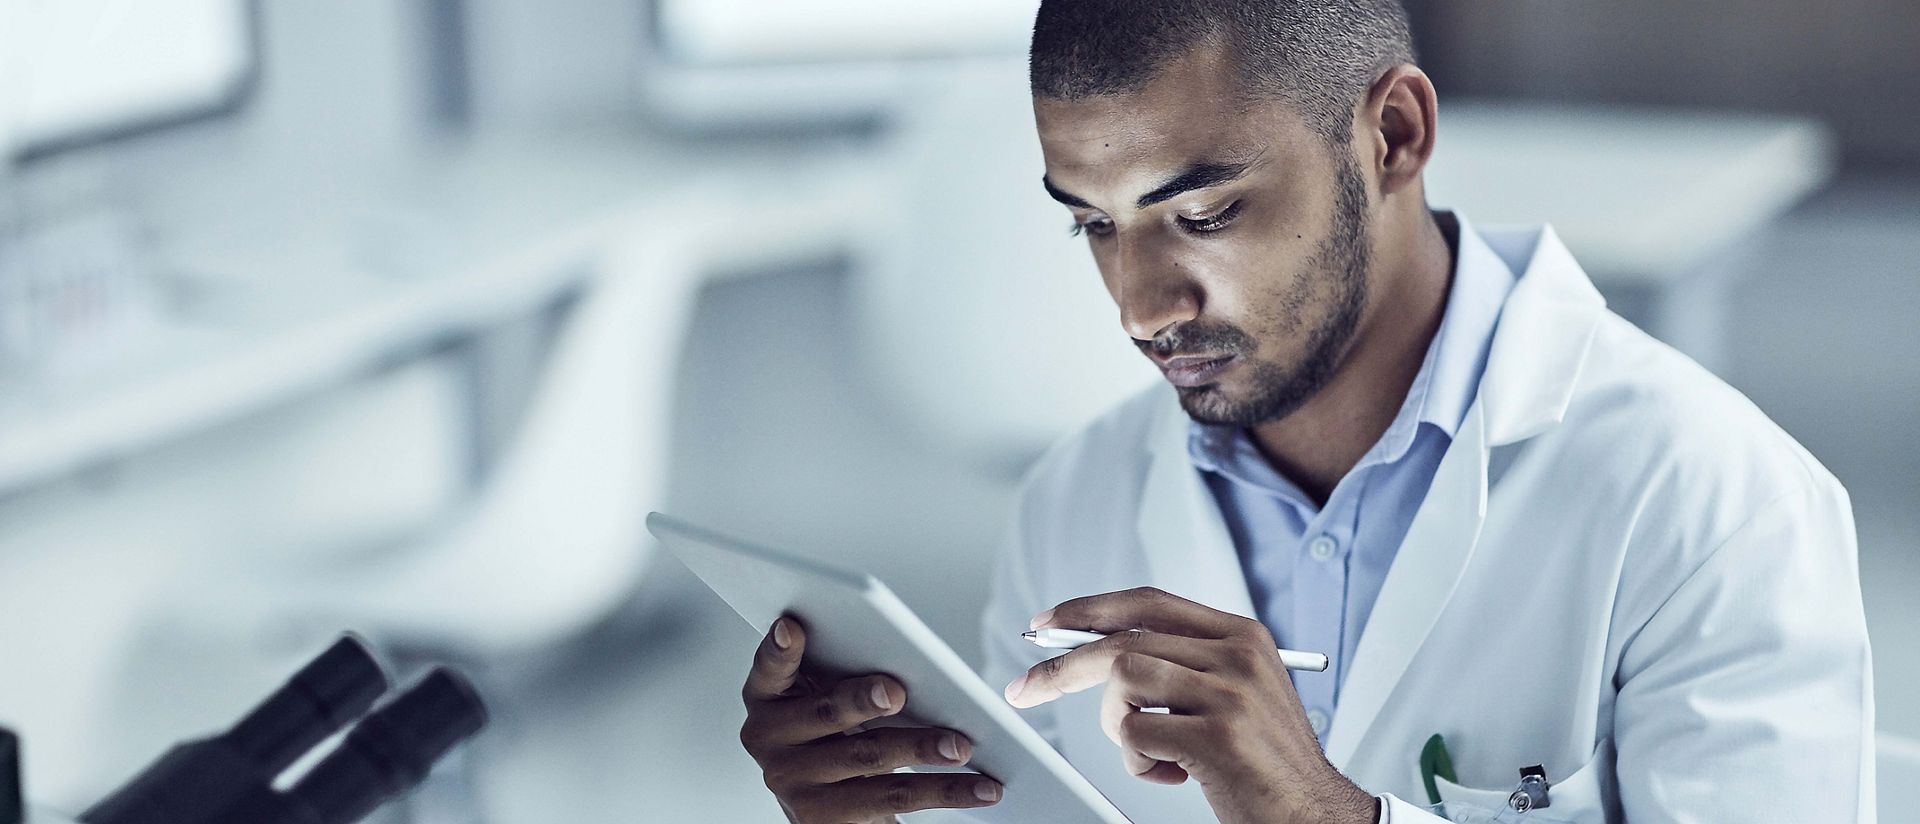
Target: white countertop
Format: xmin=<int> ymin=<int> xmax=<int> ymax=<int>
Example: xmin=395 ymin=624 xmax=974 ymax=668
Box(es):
xmin=0 ymin=130 xmax=879 ymax=496
xmin=1427 ymin=101 xmax=1836 ymax=280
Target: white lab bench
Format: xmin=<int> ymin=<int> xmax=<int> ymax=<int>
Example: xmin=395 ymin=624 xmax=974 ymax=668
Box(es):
xmin=0 ymin=130 xmax=879 ymax=498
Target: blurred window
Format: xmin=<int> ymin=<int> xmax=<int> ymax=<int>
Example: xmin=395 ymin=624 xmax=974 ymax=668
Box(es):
xmin=654 ymin=0 xmax=1037 ymax=63
xmin=0 ymin=0 xmax=256 ymax=163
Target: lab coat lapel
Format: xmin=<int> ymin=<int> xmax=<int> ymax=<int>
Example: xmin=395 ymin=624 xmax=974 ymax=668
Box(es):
xmin=1322 ymin=402 xmax=1488 ymax=769
xmin=1136 ymin=395 xmax=1259 ymax=620
xmin=1321 ymin=225 xmax=1607 ymax=769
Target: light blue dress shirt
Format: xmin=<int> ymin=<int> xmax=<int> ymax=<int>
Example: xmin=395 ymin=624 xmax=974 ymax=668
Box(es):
xmin=1188 ymin=212 xmax=1516 ymax=742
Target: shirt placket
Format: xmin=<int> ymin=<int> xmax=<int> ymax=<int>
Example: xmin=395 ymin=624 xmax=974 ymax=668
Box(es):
xmin=1292 ymin=484 xmax=1362 ymax=744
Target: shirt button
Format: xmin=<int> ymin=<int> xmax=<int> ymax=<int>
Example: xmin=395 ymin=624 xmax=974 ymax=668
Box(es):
xmin=1307 ymin=708 xmax=1331 ymax=737
xmin=1308 ymin=536 xmax=1337 ymax=561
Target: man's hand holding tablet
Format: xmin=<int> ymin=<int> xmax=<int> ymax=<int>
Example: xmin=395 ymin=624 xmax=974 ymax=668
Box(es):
xmin=739 ymin=616 xmax=1004 ymax=823
xmin=653 ymin=512 xmax=1127 ymax=824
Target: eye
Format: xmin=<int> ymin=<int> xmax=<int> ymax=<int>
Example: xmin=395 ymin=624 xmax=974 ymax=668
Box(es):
xmin=1177 ymin=200 xmax=1244 ymax=234
xmin=1069 ymin=216 xmax=1115 ymax=238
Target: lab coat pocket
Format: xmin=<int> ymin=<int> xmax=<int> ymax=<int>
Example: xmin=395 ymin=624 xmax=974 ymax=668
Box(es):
xmin=1430 ymin=737 xmax=1615 ymax=824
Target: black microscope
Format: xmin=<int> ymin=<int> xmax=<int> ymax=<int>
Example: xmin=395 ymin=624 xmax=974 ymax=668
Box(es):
xmin=1 ymin=635 xmax=486 ymax=824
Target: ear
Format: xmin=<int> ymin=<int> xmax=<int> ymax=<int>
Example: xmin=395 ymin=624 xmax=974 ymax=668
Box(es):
xmin=1357 ymin=65 xmax=1438 ymax=197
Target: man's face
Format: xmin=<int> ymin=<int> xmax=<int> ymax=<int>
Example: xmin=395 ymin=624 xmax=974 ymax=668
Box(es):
xmin=1035 ymin=43 xmax=1373 ymax=426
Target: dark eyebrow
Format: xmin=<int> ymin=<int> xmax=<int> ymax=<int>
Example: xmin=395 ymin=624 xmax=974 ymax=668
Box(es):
xmin=1041 ymin=175 xmax=1092 ymax=209
xmin=1042 ymin=161 xmax=1255 ymax=213
xmin=1135 ymin=161 xmax=1253 ymax=209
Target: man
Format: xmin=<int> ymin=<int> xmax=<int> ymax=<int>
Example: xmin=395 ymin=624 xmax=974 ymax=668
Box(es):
xmin=736 ymin=1 xmax=1875 ymax=821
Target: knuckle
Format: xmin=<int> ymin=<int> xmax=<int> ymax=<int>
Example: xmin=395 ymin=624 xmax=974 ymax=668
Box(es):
xmin=1245 ymin=620 xmax=1276 ymax=644
xmin=1203 ymin=709 xmax=1239 ymax=740
xmin=846 ymin=735 xmax=887 ymax=771
xmin=780 ymin=789 xmax=822 ymax=821
xmin=760 ymin=760 xmax=793 ymax=794
xmin=812 ymin=695 xmax=841 ymax=727
xmin=944 ymin=777 xmax=981 ymax=806
xmin=1238 ymin=621 xmax=1278 ymax=649
xmin=882 ymin=776 xmax=919 ymax=811
xmin=836 ymin=678 xmax=873 ymax=716
xmin=1221 ymin=640 xmax=1265 ymax=672
xmin=738 ymin=719 xmax=761 ymax=752
xmin=1216 ymin=684 xmax=1251 ymax=713
xmin=1111 ymin=651 xmax=1145 ymax=678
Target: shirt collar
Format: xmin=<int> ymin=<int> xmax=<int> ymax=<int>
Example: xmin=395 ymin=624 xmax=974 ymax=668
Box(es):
xmin=1189 ymin=211 xmax=1517 ymax=485
xmin=1418 ymin=210 xmax=1517 ymax=439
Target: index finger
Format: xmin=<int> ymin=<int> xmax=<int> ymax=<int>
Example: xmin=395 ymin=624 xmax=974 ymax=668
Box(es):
xmin=744 ymin=616 xmax=805 ymax=702
xmin=1005 ymin=630 xmax=1211 ymax=709
xmin=1033 ymin=587 xmax=1247 ymax=640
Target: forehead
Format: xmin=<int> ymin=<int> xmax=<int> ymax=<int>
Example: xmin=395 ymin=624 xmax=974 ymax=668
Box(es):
xmin=1033 ymin=42 xmax=1319 ymax=198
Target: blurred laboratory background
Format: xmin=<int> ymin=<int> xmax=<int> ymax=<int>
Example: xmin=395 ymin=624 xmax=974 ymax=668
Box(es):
xmin=0 ymin=1 xmax=1914 ymax=821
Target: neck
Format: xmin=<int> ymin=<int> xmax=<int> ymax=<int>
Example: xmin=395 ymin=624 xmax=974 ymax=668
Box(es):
xmin=1247 ymin=208 xmax=1457 ymax=504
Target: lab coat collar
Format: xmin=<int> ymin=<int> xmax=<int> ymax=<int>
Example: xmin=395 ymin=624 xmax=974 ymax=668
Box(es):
xmin=1135 ymin=221 xmax=1607 ymax=768
xmin=1475 ymin=223 xmax=1607 ymax=445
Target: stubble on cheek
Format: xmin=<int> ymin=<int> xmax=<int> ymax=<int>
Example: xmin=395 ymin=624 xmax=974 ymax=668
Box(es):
xmin=1243 ymin=254 xmax=1317 ymax=363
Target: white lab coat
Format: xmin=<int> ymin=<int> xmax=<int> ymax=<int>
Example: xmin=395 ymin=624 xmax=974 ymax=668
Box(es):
xmin=980 ymin=225 xmax=1875 ymax=822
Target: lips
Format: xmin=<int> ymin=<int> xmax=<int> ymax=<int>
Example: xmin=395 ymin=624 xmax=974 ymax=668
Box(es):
xmin=1157 ymin=354 xmax=1236 ymax=388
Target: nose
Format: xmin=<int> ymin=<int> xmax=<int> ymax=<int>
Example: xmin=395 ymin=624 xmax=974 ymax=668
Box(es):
xmin=1108 ymin=235 xmax=1202 ymax=341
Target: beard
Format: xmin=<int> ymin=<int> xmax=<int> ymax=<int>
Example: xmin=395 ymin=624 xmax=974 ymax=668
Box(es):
xmin=1151 ymin=159 xmax=1371 ymax=426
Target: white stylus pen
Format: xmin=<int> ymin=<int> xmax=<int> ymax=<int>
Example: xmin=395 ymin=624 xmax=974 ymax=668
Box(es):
xmin=1023 ymin=628 xmax=1330 ymax=672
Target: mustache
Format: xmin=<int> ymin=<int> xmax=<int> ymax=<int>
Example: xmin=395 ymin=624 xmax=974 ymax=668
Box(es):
xmin=1134 ymin=321 xmax=1257 ymax=359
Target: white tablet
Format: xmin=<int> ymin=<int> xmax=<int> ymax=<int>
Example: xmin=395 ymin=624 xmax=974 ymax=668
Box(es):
xmin=648 ymin=512 xmax=1131 ymax=824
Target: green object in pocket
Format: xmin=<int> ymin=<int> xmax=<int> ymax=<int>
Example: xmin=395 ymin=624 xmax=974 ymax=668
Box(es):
xmin=1420 ymin=733 xmax=1458 ymax=810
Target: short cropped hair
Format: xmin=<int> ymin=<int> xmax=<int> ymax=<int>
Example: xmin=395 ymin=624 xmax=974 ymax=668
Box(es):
xmin=1029 ymin=0 xmax=1416 ymax=145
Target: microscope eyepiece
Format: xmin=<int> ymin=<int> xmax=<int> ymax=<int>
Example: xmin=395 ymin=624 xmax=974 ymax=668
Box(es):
xmin=78 ymin=635 xmax=485 ymax=824
xmin=287 ymin=669 xmax=489 ymax=824
xmin=222 ymin=635 xmax=389 ymax=773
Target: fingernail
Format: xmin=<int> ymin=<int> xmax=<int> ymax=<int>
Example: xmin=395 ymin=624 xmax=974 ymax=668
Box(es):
xmin=973 ymin=781 xmax=1002 ymax=802
xmin=1029 ymin=609 xmax=1055 ymax=630
xmin=938 ymin=733 xmax=963 ymax=762
xmin=1003 ymin=673 xmax=1028 ymax=702
xmin=771 ymin=619 xmax=791 ymax=649
xmin=871 ymin=680 xmax=895 ymax=711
